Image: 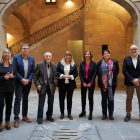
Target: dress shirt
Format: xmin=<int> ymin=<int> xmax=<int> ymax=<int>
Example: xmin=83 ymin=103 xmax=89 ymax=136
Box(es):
xmin=82 ymin=61 xmax=92 ymax=86
xmin=131 ymin=55 xmax=138 ymax=69
xmin=59 ymin=64 xmax=74 ymax=84
xmin=23 ymin=57 xmax=28 ymax=79
xmin=46 ymin=62 xmax=50 ymax=78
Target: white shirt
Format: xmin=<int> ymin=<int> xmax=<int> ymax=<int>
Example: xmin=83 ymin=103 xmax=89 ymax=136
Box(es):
xmin=23 ymin=58 xmax=28 ymax=79
xmin=46 ymin=62 xmax=50 ymax=78
xmin=59 ymin=64 xmax=74 ymax=84
xmin=131 ymin=55 xmax=138 ymax=69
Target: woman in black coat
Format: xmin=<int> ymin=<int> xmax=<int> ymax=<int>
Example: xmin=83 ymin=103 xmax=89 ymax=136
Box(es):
xmin=97 ymin=50 xmax=119 ymax=120
xmin=57 ymin=51 xmax=78 ymax=120
xmin=0 ymin=49 xmax=17 ymax=132
xmin=79 ymin=50 xmax=97 ymax=120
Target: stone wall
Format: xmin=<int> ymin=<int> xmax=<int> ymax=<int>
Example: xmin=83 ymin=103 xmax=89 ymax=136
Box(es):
xmin=84 ymin=12 xmax=133 ymax=89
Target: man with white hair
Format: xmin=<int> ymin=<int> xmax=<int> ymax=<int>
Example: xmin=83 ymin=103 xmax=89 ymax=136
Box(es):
xmin=34 ymin=52 xmax=57 ymax=124
xmin=123 ymin=45 xmax=140 ymax=122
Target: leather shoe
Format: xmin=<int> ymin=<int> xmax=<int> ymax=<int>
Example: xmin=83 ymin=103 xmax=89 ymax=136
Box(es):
xmin=79 ymin=111 xmax=86 ymax=117
xmin=109 ymin=116 xmax=114 ymax=120
xmin=124 ymin=115 xmax=131 ymax=122
xmin=0 ymin=123 xmax=3 ymax=132
xmin=60 ymin=114 xmax=64 ymax=120
xmin=38 ymin=119 xmax=42 ymax=124
xmin=68 ymin=114 xmax=73 ymax=120
xmin=88 ymin=113 xmax=92 ymax=120
xmin=13 ymin=120 xmax=19 ymax=128
xmin=47 ymin=116 xmax=54 ymax=122
xmin=102 ymin=115 xmax=107 ymax=120
xmin=5 ymin=121 xmax=11 ymax=130
xmin=22 ymin=116 xmax=32 ymax=123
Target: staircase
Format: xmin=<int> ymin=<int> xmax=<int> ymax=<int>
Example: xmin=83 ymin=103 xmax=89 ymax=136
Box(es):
xmin=9 ymin=4 xmax=85 ymax=57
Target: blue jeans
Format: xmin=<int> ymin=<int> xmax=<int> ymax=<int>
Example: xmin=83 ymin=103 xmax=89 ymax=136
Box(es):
xmin=14 ymin=83 xmax=31 ymax=120
xmin=38 ymin=85 xmax=54 ymax=119
xmin=101 ymin=86 xmax=116 ymax=116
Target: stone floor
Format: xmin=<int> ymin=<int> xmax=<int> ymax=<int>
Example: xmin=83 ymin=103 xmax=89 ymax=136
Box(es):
xmin=0 ymin=89 xmax=140 ymax=140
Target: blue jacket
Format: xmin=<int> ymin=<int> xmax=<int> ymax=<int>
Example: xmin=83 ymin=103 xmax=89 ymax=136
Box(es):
xmin=13 ymin=54 xmax=35 ymax=85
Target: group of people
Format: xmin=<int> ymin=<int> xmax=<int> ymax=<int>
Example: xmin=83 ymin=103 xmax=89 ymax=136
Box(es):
xmin=0 ymin=44 xmax=140 ymax=132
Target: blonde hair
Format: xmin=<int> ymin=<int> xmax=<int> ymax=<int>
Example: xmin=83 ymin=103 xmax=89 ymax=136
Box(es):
xmin=1 ymin=48 xmax=11 ymax=63
xmin=60 ymin=51 xmax=75 ymax=66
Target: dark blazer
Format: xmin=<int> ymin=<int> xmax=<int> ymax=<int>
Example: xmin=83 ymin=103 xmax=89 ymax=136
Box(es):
xmin=79 ymin=61 xmax=97 ymax=87
xmin=13 ymin=54 xmax=35 ymax=85
xmin=57 ymin=61 xmax=78 ymax=90
xmin=97 ymin=59 xmax=119 ymax=88
xmin=0 ymin=62 xmax=17 ymax=92
xmin=123 ymin=55 xmax=140 ymax=86
xmin=34 ymin=62 xmax=57 ymax=95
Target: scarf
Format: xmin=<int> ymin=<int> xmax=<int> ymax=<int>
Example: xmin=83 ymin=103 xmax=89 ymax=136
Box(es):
xmin=43 ymin=60 xmax=57 ymax=86
xmin=101 ymin=58 xmax=114 ymax=101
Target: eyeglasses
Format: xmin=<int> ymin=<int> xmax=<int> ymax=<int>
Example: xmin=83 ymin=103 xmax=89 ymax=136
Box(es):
xmin=130 ymin=49 xmax=137 ymax=51
xmin=22 ymin=48 xmax=29 ymax=50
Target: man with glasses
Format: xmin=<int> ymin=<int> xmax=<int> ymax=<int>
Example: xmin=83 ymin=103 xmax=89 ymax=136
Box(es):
xmin=13 ymin=44 xmax=35 ymax=127
xmin=123 ymin=45 xmax=140 ymax=122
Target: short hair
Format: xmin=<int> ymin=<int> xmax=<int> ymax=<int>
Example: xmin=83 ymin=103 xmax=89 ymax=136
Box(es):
xmin=44 ymin=52 xmax=52 ymax=57
xmin=21 ymin=44 xmax=29 ymax=49
xmin=1 ymin=48 xmax=11 ymax=63
xmin=83 ymin=50 xmax=93 ymax=61
xmin=102 ymin=49 xmax=110 ymax=56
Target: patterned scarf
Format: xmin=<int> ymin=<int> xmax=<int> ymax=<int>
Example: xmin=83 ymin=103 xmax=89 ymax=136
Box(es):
xmin=101 ymin=58 xmax=114 ymax=101
xmin=43 ymin=60 xmax=57 ymax=86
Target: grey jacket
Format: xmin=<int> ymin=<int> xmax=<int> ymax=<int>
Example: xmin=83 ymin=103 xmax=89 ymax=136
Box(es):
xmin=34 ymin=61 xmax=57 ymax=95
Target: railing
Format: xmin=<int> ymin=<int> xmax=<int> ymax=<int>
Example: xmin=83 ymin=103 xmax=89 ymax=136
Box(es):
xmin=9 ymin=5 xmax=85 ymax=57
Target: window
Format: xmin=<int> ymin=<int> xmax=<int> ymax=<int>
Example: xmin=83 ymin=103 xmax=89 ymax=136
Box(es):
xmin=102 ymin=45 xmax=108 ymax=53
xmin=46 ymin=0 xmax=56 ymax=5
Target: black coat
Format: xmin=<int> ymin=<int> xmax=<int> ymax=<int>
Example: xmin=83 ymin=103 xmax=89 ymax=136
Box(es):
xmin=123 ymin=55 xmax=140 ymax=86
xmin=97 ymin=59 xmax=119 ymax=88
xmin=0 ymin=62 xmax=17 ymax=92
xmin=57 ymin=62 xmax=78 ymax=90
xmin=79 ymin=61 xmax=97 ymax=87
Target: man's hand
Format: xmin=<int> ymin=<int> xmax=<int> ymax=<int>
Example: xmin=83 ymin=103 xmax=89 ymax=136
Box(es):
xmin=132 ymin=78 xmax=139 ymax=86
xmin=37 ymin=85 xmax=42 ymax=91
xmin=21 ymin=79 xmax=27 ymax=85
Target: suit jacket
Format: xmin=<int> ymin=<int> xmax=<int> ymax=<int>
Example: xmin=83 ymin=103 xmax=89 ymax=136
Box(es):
xmin=0 ymin=62 xmax=17 ymax=92
xmin=97 ymin=59 xmax=119 ymax=88
xmin=57 ymin=61 xmax=78 ymax=90
xmin=34 ymin=61 xmax=57 ymax=95
xmin=13 ymin=54 xmax=35 ymax=85
xmin=79 ymin=61 xmax=97 ymax=87
xmin=123 ymin=55 xmax=140 ymax=86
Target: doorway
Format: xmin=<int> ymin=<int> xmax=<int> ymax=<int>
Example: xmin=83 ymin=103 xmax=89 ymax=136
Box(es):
xmin=68 ymin=40 xmax=83 ymax=67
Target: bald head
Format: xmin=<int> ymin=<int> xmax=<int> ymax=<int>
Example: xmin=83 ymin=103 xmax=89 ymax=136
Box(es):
xmin=130 ymin=45 xmax=138 ymax=57
xmin=44 ymin=52 xmax=52 ymax=62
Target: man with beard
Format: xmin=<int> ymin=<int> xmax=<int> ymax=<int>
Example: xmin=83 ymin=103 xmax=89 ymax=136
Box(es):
xmin=123 ymin=45 xmax=140 ymax=122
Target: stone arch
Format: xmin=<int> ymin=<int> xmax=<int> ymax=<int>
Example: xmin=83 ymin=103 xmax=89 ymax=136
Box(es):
xmin=111 ymin=0 xmax=139 ymax=47
xmin=12 ymin=11 xmax=30 ymax=37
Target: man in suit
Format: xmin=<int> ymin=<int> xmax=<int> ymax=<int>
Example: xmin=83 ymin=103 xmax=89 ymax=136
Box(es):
xmin=34 ymin=52 xmax=57 ymax=124
xmin=13 ymin=44 xmax=35 ymax=128
xmin=123 ymin=45 xmax=140 ymax=122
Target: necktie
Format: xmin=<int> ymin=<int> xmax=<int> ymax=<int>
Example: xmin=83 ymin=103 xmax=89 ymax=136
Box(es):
xmin=48 ymin=64 xmax=49 ymax=68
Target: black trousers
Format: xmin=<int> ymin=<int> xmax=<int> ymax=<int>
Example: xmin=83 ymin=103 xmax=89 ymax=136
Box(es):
xmin=0 ymin=91 xmax=14 ymax=123
xmin=81 ymin=79 xmax=95 ymax=112
xmin=59 ymin=84 xmax=74 ymax=114
xmin=14 ymin=83 xmax=31 ymax=120
xmin=38 ymin=85 xmax=54 ymax=119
